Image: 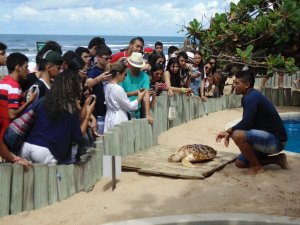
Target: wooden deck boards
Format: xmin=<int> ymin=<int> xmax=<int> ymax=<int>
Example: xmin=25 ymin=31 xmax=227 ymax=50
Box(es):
xmin=122 ymin=145 xmax=237 ymax=179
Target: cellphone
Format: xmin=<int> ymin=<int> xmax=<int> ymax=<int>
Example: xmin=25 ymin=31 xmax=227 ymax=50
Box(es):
xmin=90 ymin=95 xmax=95 ymax=105
xmin=150 ymin=85 xmax=156 ymax=89
xmin=139 ymin=88 xmax=145 ymax=92
xmin=31 ymin=85 xmax=38 ymax=93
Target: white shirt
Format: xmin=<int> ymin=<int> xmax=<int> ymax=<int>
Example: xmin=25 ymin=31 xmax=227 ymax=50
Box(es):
xmin=104 ymin=83 xmax=138 ymax=132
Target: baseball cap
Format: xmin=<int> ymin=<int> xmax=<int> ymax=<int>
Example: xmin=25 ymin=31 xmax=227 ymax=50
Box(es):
xmin=42 ymin=50 xmax=63 ymax=65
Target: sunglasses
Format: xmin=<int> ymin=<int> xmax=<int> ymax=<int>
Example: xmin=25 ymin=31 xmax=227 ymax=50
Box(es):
xmin=210 ymin=62 xmax=215 ymax=65
xmin=205 ymin=66 xmax=211 ymax=70
xmin=0 ymin=51 xmax=6 ymax=56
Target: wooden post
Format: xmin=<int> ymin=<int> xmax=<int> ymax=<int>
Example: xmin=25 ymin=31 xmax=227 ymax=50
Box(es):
xmin=23 ymin=166 xmax=34 ymax=211
xmin=271 ymin=88 xmax=279 ymax=106
xmin=132 ymin=119 xmax=141 ymax=152
xmin=284 ymin=88 xmax=292 ymax=106
xmin=10 ymin=164 xmax=24 ymax=215
xmin=140 ymin=119 xmax=147 ymax=151
xmin=74 ymin=163 xmax=84 ymax=193
xmin=48 ymin=164 xmax=58 ymax=205
xmin=198 ymin=100 xmax=205 ymax=117
xmin=93 ymin=142 xmax=104 ymax=180
xmin=221 ymin=95 xmax=227 ymax=110
xmin=103 ymin=132 xmax=113 ymax=155
xmin=66 ymin=164 xmax=76 ymax=197
xmin=278 ymin=87 xmax=285 ymax=106
xmin=56 ymin=165 xmax=69 ymax=201
xmin=292 ymin=90 xmax=300 ymax=106
xmin=0 ymin=163 xmax=12 ymax=217
xmin=261 ymin=87 xmax=266 ymax=97
xmin=182 ymin=94 xmax=190 ymax=123
xmin=122 ymin=123 xmax=130 ymax=156
xmin=264 ymin=87 xmax=272 ymax=102
xmin=82 ymin=160 xmax=92 ymax=192
xmin=123 ymin=121 xmax=135 ymax=154
xmin=33 ymin=164 xmax=49 ymax=209
xmin=111 ymin=126 xmax=121 ymax=155
xmin=160 ymin=92 xmax=169 ymax=132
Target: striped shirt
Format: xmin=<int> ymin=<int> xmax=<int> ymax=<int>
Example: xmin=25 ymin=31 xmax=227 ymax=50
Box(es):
xmin=0 ymin=76 xmax=23 ymax=119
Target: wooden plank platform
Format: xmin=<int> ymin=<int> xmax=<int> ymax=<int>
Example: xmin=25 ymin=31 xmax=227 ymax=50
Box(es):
xmin=122 ymin=145 xmax=237 ymax=179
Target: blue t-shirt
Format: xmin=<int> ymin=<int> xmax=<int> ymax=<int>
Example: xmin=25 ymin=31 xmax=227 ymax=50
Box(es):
xmin=120 ymin=70 xmax=150 ymax=118
xmin=232 ymin=89 xmax=287 ymax=142
xmin=26 ymin=102 xmax=82 ymax=164
xmin=87 ymin=65 xmax=106 ymax=117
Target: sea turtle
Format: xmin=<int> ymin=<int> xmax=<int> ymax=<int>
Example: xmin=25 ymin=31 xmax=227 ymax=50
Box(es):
xmin=168 ymin=144 xmax=217 ymax=167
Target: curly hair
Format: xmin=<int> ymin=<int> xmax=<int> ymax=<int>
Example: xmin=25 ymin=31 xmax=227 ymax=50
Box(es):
xmin=44 ymin=69 xmax=81 ymax=120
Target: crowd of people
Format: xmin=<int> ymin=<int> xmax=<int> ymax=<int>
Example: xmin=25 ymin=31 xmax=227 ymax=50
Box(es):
xmin=0 ymin=36 xmax=290 ymax=175
xmin=0 ymin=36 xmax=230 ymax=167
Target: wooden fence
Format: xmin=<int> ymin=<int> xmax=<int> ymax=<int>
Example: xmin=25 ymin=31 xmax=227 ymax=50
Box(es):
xmin=0 ymin=89 xmax=299 ymax=217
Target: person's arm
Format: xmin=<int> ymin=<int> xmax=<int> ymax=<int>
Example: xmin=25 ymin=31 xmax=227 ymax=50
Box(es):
xmin=8 ymin=90 xmax=36 ymax=120
xmin=163 ymin=71 xmax=174 ymax=96
xmin=0 ymin=140 xmax=32 ymax=170
xmin=200 ymin=78 xmax=207 ymax=102
xmin=143 ymin=90 xmax=153 ymax=124
xmin=85 ymin=72 xmax=112 ymax=89
xmin=126 ymin=90 xmax=139 ymax=97
xmin=117 ymin=88 xmax=146 ymax=111
xmin=231 ymin=95 xmax=257 ymax=131
xmin=80 ymin=95 xmax=96 ymax=135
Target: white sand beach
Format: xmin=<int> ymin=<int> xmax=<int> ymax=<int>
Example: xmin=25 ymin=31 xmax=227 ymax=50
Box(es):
xmin=0 ymin=107 xmax=299 ymax=225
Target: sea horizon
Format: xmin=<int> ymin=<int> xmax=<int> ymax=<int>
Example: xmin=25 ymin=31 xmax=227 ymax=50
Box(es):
xmin=0 ymin=34 xmax=185 ymax=62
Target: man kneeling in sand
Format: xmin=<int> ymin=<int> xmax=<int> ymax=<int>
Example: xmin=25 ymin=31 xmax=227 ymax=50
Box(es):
xmin=216 ymin=70 xmax=289 ymax=175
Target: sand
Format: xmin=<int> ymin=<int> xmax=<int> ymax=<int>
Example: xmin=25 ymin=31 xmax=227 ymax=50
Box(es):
xmin=1 ymin=107 xmax=300 ymax=225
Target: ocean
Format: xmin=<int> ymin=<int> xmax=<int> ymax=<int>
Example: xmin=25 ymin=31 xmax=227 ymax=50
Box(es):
xmin=0 ymin=34 xmax=185 ymax=63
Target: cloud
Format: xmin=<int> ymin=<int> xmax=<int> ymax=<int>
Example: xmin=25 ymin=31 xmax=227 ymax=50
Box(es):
xmin=0 ymin=0 xmax=239 ymax=35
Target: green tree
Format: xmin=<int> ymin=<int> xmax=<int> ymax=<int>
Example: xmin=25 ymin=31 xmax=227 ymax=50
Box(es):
xmin=181 ymin=0 xmax=300 ymax=75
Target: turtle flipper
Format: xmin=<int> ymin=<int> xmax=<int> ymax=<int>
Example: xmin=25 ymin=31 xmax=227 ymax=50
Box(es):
xmin=182 ymin=157 xmax=196 ymax=168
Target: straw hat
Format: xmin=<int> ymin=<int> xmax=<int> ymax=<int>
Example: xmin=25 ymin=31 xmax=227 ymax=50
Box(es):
xmin=127 ymin=52 xmax=146 ymax=68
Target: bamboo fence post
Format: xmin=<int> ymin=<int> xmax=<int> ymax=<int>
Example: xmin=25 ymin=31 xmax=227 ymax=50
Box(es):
xmin=33 ymin=164 xmax=49 ymax=209
xmin=0 ymin=163 xmax=12 ymax=217
xmin=23 ymin=166 xmax=34 ymax=211
xmin=48 ymin=164 xmax=58 ymax=205
xmin=284 ymin=88 xmax=292 ymax=106
xmin=271 ymin=88 xmax=279 ymax=106
xmin=10 ymin=164 xmax=24 ymax=215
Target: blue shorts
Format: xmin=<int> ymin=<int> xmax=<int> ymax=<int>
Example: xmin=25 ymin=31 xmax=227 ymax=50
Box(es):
xmin=237 ymin=129 xmax=285 ymax=165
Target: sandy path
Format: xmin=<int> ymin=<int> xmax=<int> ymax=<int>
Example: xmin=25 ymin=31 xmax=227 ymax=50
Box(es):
xmin=1 ymin=107 xmax=299 ymax=225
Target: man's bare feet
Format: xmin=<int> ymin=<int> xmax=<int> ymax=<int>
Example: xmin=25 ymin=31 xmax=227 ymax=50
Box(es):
xmin=246 ymin=166 xmax=264 ymax=175
xmin=277 ymin=153 xmax=290 ymax=170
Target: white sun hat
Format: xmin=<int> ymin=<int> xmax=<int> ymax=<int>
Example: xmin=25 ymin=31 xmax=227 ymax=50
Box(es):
xmin=127 ymin=52 xmax=146 ymax=68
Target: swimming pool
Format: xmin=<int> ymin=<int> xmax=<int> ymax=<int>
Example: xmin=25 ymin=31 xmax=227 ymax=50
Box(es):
xmin=283 ymin=117 xmax=300 ymax=153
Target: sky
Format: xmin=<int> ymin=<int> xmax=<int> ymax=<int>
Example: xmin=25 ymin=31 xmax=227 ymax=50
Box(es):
xmin=0 ymin=0 xmax=239 ymax=36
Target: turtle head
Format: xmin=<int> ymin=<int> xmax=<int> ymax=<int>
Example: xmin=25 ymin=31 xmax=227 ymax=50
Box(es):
xmin=168 ymin=153 xmax=181 ymax=162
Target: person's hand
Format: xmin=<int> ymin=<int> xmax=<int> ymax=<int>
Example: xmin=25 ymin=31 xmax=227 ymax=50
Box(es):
xmin=138 ymin=89 xmax=146 ymax=99
xmin=149 ymin=88 xmax=156 ymax=97
xmin=200 ymin=96 xmax=208 ymax=102
xmin=216 ymin=131 xmax=230 ymax=147
xmin=141 ymin=63 xmax=151 ymax=71
xmin=13 ymin=156 xmax=32 ymax=171
xmin=97 ymin=71 xmax=112 ymax=82
xmin=146 ymin=114 xmax=154 ymax=125
xmin=27 ymin=89 xmax=37 ymax=103
xmin=84 ymin=95 xmax=96 ymax=116
xmin=185 ymin=88 xmax=193 ymax=96
xmin=89 ymin=115 xmax=97 ymax=130
xmin=167 ymin=88 xmax=174 ymax=96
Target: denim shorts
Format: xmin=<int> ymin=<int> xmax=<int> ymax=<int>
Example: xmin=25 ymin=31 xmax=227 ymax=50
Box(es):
xmin=237 ymin=129 xmax=285 ymax=164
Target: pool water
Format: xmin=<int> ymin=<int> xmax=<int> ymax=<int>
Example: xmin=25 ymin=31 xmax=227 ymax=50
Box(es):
xmin=283 ymin=118 xmax=300 ymax=153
